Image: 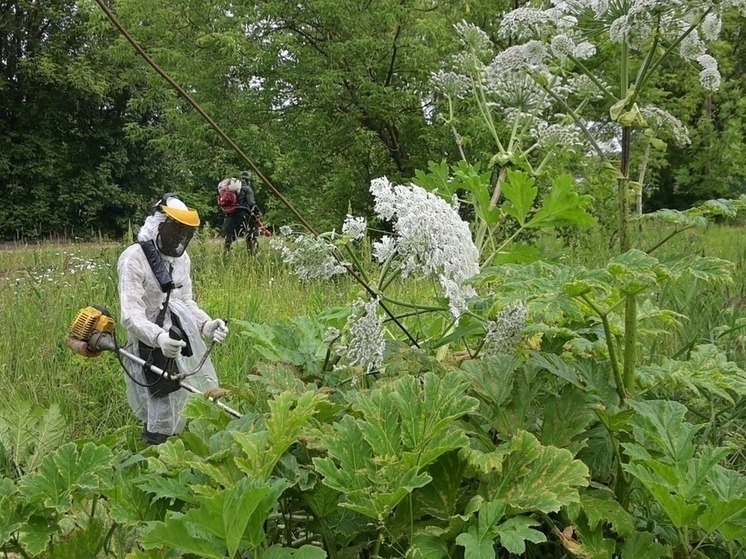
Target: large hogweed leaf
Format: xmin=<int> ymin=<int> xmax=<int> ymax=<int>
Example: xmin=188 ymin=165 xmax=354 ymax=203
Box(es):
xmin=235 ymin=316 xmax=329 ymax=377
xmin=234 ymin=390 xmax=327 ymax=480
xmin=473 ymin=262 xmax=588 ymax=326
xmin=540 ymin=386 xmax=595 ymax=453
xmin=414 ymin=160 xmax=499 ymax=225
xmin=637 ymin=345 xmax=746 ymax=403
xmin=408 ymin=533 xmax=450 ymax=559
xmin=313 ymin=414 xmax=430 ymax=520
xmin=314 ymin=372 xmax=477 ymax=521
xmin=640 ymin=196 xmax=746 ymax=228
xmin=623 ymin=400 xmax=746 ymax=538
xmin=264 ymin=545 xmax=328 ymax=559
xmin=565 ymin=489 xmax=635 ymax=538
xmin=605 ymin=249 xmax=667 ymax=295
xmin=0 ymin=401 xmax=65 ymax=478
xmin=142 ymin=477 xmax=289 ymax=558
xmin=524 ymin=173 xmax=595 ymax=229
xmin=0 ymin=477 xmax=26 ymax=545
xmin=621 ymin=532 xmax=671 ymax=559
xmin=626 ymin=400 xmax=700 ymax=463
xmin=19 ymin=442 xmax=113 ymax=513
xmin=387 ymin=372 xmax=478 ymax=467
xmin=662 ymin=255 xmax=734 ymax=284
xmin=462 ymin=431 xmax=589 ymax=513
xmin=501 ymin=170 xmax=538 ymax=226
xmin=456 ymin=499 xmax=546 ymax=559
xmin=489 ymin=431 xmax=589 ymax=512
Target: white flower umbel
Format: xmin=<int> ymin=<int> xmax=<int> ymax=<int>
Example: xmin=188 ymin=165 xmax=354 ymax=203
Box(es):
xmin=279 ymin=225 xmax=293 ymax=236
xmin=696 ymin=53 xmax=721 ymax=91
xmin=482 ymin=302 xmax=528 ymax=357
xmin=431 ymin=70 xmax=471 ymax=99
xmin=272 ymin=235 xmax=348 ymax=280
xmin=340 ymin=297 xmax=386 ymax=373
xmin=370 ymin=177 xmax=480 ymax=318
xmin=641 ymin=105 xmax=691 ymax=146
xmin=373 ymin=235 xmax=397 ymax=264
xmin=342 ymin=215 xmax=367 ymax=241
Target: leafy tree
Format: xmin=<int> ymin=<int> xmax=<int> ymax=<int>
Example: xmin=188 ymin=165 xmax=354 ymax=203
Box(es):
xmin=0 ymin=0 xmax=175 ymax=240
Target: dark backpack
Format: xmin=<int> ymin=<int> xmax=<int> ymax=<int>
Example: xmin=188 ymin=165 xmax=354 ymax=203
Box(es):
xmin=218 ymin=189 xmax=239 ymax=214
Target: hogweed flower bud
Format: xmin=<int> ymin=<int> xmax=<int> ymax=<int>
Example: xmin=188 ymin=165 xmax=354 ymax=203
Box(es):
xmin=272 ymin=235 xmax=347 ymax=280
xmin=340 ymin=298 xmax=386 ymax=373
xmin=482 ymin=303 xmax=528 ymax=357
xmin=342 ymin=215 xmax=367 ymax=241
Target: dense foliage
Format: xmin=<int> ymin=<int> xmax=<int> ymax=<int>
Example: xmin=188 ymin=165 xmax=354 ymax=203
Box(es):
xmin=2 ymin=0 xmax=746 ymax=239
xmin=2 ymin=0 xmax=746 ymax=558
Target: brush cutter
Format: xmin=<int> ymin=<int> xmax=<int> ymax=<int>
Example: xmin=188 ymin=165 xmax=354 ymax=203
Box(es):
xmin=65 ymin=306 xmax=242 ymax=419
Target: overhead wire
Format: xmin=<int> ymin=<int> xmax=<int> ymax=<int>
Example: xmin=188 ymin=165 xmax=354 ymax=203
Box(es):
xmin=92 ymin=0 xmax=419 ymax=347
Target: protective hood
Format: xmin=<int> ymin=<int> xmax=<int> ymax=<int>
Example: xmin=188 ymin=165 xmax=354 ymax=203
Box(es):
xmin=138 ymin=195 xmax=199 ymax=258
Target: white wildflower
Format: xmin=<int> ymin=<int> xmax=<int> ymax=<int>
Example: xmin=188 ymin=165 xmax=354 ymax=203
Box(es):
xmin=431 ymin=70 xmax=471 ymax=99
xmin=454 ymin=20 xmax=493 ymax=54
xmin=484 ymin=68 xmax=550 ymax=113
xmin=573 ymin=41 xmax=596 ymax=59
xmin=340 ymin=298 xmax=386 ymax=373
xmin=697 ymin=54 xmax=718 ymax=70
xmin=701 ymin=13 xmax=722 ymax=41
xmin=324 ymin=327 xmax=341 ymax=342
xmin=531 ymin=121 xmax=584 ymax=149
xmin=273 ymin=235 xmax=347 ymax=280
xmin=370 ymin=178 xmax=480 ymax=319
xmin=699 ymin=67 xmax=721 ymax=91
xmin=491 ymin=45 xmax=528 ymax=73
xmin=370 ymin=177 xmax=397 ymax=220
xmin=372 ymin=235 xmax=397 ymax=263
xmin=679 ymin=30 xmax=706 ymax=60
xmin=550 ymin=35 xmax=575 ymax=60
xmin=641 ymin=105 xmax=690 ymax=146
xmin=566 ymin=74 xmax=606 ymax=99
xmin=589 ymin=0 xmax=610 ymax=16
xmin=721 ymin=0 xmax=746 ymax=16
xmin=523 ymin=40 xmax=548 ymax=67
xmin=441 ymin=277 xmax=475 ymax=318
xmin=482 ymin=303 xmax=528 ymax=357
xmin=451 ymin=193 xmax=460 ymax=211
xmin=450 ymin=51 xmax=485 ymax=74
xmin=499 ymin=7 xmax=553 ymax=40
xmin=342 ymin=215 xmax=367 ymax=241
xmin=609 ymin=15 xmax=631 ymax=43
xmin=279 ymin=225 xmax=293 ymax=236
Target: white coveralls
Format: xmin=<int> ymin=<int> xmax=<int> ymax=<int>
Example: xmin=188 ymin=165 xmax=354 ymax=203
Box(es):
xmin=117 ymin=215 xmax=218 ymax=436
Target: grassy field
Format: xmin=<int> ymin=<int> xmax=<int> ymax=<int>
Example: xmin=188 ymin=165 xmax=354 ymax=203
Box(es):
xmin=1 ymin=223 xmax=745 ymax=440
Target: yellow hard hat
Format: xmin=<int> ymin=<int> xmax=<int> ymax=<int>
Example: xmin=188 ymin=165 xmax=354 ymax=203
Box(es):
xmin=157 ymin=194 xmax=200 ymax=227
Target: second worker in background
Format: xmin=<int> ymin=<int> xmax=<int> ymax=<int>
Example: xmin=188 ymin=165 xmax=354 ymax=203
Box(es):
xmin=218 ymin=170 xmax=261 ymax=254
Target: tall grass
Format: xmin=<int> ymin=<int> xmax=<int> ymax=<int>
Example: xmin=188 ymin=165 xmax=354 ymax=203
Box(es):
xmin=2 ymin=224 xmax=745 ymax=440
xmin=0 ymin=234 xmax=425 ymax=438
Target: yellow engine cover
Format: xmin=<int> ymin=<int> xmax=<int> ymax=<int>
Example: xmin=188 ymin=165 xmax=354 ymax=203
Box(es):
xmin=70 ymin=306 xmax=116 ymax=342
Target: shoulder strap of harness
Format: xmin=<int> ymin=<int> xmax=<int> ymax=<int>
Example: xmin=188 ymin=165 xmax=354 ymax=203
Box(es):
xmin=138 ymin=240 xmax=175 ymax=328
xmin=138 ymin=240 xmax=175 ymax=293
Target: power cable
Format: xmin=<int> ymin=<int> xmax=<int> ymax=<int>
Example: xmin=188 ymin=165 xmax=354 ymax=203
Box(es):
xmin=92 ymin=0 xmax=419 ymax=347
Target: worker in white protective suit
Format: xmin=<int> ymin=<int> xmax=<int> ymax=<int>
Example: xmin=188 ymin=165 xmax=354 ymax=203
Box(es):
xmin=117 ymin=193 xmax=229 ymax=445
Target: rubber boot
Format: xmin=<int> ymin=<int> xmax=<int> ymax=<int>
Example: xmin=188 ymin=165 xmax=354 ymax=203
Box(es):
xmin=142 ymin=427 xmax=170 ymax=446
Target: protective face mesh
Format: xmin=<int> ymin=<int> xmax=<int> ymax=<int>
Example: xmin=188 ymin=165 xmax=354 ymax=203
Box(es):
xmin=156 ymin=217 xmax=195 ymax=257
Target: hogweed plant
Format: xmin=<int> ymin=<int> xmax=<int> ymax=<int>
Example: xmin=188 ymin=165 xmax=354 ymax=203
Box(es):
xmin=5 ymin=6 xmax=746 ymax=559
xmin=429 ymin=0 xmax=746 ymax=408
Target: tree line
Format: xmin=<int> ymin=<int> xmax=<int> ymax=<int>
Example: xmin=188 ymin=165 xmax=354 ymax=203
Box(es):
xmin=1 ymin=0 xmax=744 ymax=241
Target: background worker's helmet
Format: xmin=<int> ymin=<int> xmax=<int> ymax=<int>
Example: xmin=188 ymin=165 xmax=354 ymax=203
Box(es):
xmin=239 ymin=170 xmax=252 ymax=187
xmin=153 ymin=194 xmax=200 ymax=257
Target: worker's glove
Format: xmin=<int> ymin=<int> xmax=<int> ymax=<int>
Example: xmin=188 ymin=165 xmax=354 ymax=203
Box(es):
xmin=202 ymin=319 xmax=229 ymax=343
xmin=156 ymin=331 xmax=186 ymax=358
